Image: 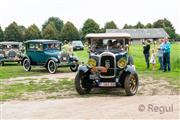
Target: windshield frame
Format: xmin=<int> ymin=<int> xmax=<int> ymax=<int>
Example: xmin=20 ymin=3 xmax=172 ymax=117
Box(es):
xmin=88 ymin=38 xmax=130 ymax=52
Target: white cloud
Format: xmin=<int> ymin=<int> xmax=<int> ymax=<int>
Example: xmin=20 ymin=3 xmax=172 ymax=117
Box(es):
xmin=0 ymin=0 xmax=179 ymax=33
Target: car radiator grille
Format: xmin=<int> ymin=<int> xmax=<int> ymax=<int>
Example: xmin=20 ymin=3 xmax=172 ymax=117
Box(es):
xmin=100 ymin=56 xmax=115 ymax=77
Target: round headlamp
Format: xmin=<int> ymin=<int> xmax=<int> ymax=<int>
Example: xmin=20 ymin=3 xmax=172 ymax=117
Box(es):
xmin=87 ymin=58 xmax=96 ymax=68
xmin=117 ymin=58 xmax=127 ymax=68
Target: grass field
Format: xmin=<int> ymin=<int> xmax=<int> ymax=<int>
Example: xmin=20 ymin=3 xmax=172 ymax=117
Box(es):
xmin=0 ymin=43 xmax=179 ymax=86
xmin=0 ymin=43 xmax=180 ymax=101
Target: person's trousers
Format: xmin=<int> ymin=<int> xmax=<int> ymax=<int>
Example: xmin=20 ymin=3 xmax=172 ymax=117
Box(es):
xmin=144 ymin=53 xmax=149 ymax=68
xmin=163 ymin=52 xmax=171 ymax=71
xmin=158 ymin=56 xmax=163 ymax=70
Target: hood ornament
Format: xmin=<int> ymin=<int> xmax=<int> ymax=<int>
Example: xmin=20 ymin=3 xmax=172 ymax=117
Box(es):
xmin=105 ymin=60 xmax=110 ymax=69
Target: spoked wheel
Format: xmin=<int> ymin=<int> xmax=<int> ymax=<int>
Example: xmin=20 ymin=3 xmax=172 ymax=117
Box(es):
xmin=124 ymin=73 xmax=138 ymax=96
xmin=75 ymin=72 xmax=92 ymax=95
xmin=70 ymin=62 xmax=79 ymax=72
xmin=23 ymin=58 xmax=31 ymax=71
xmin=47 ymin=60 xmax=57 ymax=74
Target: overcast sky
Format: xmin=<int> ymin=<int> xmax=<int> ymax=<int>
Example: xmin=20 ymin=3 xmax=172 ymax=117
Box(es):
xmin=0 ymin=0 xmax=179 ymax=33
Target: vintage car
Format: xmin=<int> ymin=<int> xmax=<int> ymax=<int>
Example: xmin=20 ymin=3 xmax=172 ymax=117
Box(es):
xmin=0 ymin=41 xmax=23 ymax=66
xmin=22 ymin=39 xmax=79 ymax=74
xmin=72 ymin=40 xmax=84 ymax=50
xmin=75 ymin=33 xmax=139 ymax=96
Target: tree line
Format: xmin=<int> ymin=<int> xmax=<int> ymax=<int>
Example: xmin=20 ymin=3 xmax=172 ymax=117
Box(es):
xmin=0 ymin=17 xmax=179 ymax=42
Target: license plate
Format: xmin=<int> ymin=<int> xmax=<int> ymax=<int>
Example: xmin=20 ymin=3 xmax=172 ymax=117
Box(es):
xmin=99 ymin=82 xmax=116 ymax=87
xmin=63 ymin=57 xmax=67 ymax=61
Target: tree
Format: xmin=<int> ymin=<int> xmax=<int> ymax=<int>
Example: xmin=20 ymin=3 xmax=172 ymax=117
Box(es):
xmin=42 ymin=17 xmax=64 ymax=39
xmin=104 ymin=21 xmax=117 ymax=30
xmin=82 ymin=18 xmax=100 ymax=39
xmin=123 ymin=24 xmax=134 ymax=29
xmin=153 ymin=18 xmax=176 ymax=38
xmin=18 ymin=25 xmax=26 ymax=41
xmin=145 ymin=23 xmax=153 ymax=28
xmin=42 ymin=22 xmax=58 ymax=40
xmin=4 ymin=22 xmax=22 ymax=41
xmin=61 ymin=21 xmax=80 ymax=41
xmin=134 ymin=21 xmax=144 ymax=28
xmin=0 ymin=26 xmax=4 ymax=41
xmin=25 ymin=24 xmax=41 ymax=40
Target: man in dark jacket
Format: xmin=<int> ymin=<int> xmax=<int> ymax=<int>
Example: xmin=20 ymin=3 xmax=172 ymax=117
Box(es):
xmin=143 ymin=41 xmax=150 ymax=69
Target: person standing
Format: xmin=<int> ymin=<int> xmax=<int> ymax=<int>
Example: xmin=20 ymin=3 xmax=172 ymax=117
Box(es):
xmin=143 ymin=40 xmax=150 ymax=69
xmin=162 ymin=38 xmax=171 ymax=72
xmin=157 ymin=39 xmax=164 ymax=70
xmin=150 ymin=49 xmax=156 ymax=71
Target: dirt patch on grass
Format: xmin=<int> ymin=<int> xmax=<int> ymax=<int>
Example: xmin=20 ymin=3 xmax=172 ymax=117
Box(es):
xmin=0 ymin=73 xmax=179 ymax=101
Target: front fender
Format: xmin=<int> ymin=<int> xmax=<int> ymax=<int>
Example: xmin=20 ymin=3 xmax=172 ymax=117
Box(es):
xmin=78 ymin=65 xmax=89 ymax=74
xmin=69 ymin=56 xmax=79 ymax=62
xmin=48 ymin=57 xmax=59 ymax=63
xmin=21 ymin=55 xmax=31 ymax=65
xmin=124 ymin=65 xmax=137 ymax=74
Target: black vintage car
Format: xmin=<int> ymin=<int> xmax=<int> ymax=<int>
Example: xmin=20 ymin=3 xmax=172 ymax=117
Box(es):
xmin=75 ymin=33 xmax=139 ymax=96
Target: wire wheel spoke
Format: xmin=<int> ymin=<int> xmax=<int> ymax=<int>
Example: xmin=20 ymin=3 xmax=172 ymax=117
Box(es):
xmin=129 ymin=76 xmax=137 ymax=93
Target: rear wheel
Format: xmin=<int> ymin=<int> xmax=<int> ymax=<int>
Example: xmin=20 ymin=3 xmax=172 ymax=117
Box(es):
xmin=23 ymin=58 xmax=31 ymax=71
xmin=124 ymin=73 xmax=138 ymax=96
xmin=75 ymin=72 xmax=92 ymax=95
xmin=47 ymin=60 xmax=57 ymax=74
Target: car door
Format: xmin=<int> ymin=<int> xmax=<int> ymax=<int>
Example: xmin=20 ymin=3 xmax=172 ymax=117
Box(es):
xmin=27 ymin=42 xmax=45 ymax=65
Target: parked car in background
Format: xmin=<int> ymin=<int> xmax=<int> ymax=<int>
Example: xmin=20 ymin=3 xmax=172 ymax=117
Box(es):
xmin=22 ymin=39 xmax=79 ymax=74
xmin=0 ymin=41 xmax=23 ymax=66
xmin=72 ymin=40 xmax=84 ymax=50
xmin=75 ymin=33 xmax=138 ymax=96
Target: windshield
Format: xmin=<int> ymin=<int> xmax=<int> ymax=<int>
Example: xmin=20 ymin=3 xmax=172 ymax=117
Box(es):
xmin=72 ymin=41 xmax=83 ymax=46
xmin=89 ymin=38 xmax=129 ymax=52
xmin=0 ymin=44 xmax=19 ymax=49
xmin=44 ymin=43 xmax=61 ymax=50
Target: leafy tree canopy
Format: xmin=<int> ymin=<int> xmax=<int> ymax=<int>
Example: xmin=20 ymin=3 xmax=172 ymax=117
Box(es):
xmin=25 ymin=24 xmax=41 ymax=40
xmin=82 ymin=18 xmax=100 ymax=39
xmin=42 ymin=21 xmax=58 ymax=40
xmin=4 ymin=22 xmax=22 ymax=42
xmin=0 ymin=26 xmax=4 ymax=41
xmin=42 ymin=17 xmax=64 ymax=32
xmin=153 ymin=18 xmax=176 ymax=38
xmin=61 ymin=21 xmax=80 ymax=41
xmin=104 ymin=21 xmax=118 ymax=29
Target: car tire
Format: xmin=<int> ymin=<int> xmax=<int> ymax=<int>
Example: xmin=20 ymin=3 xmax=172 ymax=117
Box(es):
xmin=47 ymin=60 xmax=57 ymax=74
xmin=75 ymin=72 xmax=92 ymax=95
xmin=23 ymin=58 xmax=31 ymax=71
xmin=70 ymin=62 xmax=79 ymax=72
xmin=124 ymin=73 xmax=138 ymax=96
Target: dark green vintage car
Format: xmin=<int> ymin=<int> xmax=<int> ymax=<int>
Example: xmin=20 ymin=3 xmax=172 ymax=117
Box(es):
xmin=75 ymin=33 xmax=139 ymax=96
xmin=22 ymin=39 xmax=79 ymax=74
